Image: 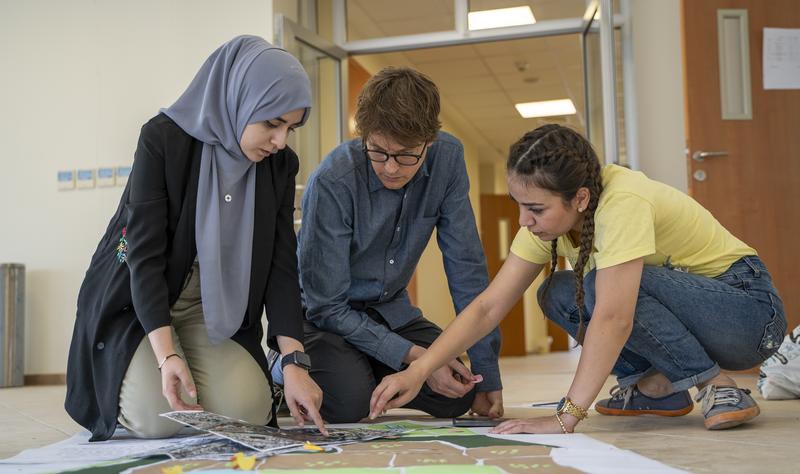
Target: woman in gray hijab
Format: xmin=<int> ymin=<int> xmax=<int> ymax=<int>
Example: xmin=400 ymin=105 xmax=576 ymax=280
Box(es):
xmin=65 ymin=35 xmax=327 ymax=441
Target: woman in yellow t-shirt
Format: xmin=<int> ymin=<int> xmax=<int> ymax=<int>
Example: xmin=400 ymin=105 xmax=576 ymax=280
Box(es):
xmin=369 ymin=124 xmax=787 ymax=433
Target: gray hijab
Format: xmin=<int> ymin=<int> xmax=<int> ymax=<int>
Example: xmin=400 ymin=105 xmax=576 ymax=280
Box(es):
xmin=162 ymin=35 xmax=311 ymax=344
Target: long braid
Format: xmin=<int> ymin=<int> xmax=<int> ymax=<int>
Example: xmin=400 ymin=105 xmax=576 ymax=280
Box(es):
xmin=507 ymin=124 xmax=603 ymax=345
xmin=538 ymin=239 xmax=560 ymax=304
xmin=572 ymin=149 xmax=603 ymax=343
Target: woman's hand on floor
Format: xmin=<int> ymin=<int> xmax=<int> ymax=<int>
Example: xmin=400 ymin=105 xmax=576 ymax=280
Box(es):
xmin=160 ymin=356 xmax=203 ymax=412
xmin=283 ymin=365 xmax=328 ymax=436
xmin=489 ymin=415 xmax=573 ymax=434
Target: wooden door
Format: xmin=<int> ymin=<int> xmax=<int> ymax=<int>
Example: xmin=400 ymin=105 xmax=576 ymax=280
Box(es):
xmin=480 ymin=194 xmax=571 ymax=354
xmin=480 ymin=195 xmax=526 ymax=356
xmin=682 ymin=0 xmax=800 ymax=332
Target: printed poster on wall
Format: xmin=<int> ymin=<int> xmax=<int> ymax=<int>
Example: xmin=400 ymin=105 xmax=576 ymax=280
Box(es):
xmin=763 ymin=27 xmax=800 ymax=90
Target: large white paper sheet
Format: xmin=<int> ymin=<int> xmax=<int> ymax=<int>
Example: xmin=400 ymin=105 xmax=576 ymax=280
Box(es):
xmin=0 ymin=420 xmax=687 ymax=474
xmin=0 ymin=430 xmax=169 ymax=473
xmin=476 ymin=429 xmax=685 ymax=473
xmin=763 ymin=27 xmax=800 ymax=90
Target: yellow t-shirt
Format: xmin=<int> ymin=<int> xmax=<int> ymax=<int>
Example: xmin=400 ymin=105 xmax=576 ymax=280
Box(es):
xmin=510 ymin=164 xmax=756 ymax=278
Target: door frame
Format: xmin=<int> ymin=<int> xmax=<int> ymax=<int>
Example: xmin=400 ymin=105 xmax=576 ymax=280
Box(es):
xmin=327 ymin=0 xmax=638 ymax=169
xmin=582 ymin=0 xmax=621 ymax=166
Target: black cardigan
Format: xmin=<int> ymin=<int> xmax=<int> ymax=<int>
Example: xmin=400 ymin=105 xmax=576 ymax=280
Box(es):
xmin=65 ymin=114 xmax=303 ymax=441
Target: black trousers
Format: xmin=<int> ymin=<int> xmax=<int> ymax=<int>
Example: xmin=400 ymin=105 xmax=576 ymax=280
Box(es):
xmin=303 ymin=311 xmax=476 ymax=423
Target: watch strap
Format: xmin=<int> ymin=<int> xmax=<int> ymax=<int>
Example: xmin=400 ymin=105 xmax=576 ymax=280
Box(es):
xmin=557 ymin=397 xmax=589 ymax=420
xmin=280 ymin=350 xmax=311 ymax=370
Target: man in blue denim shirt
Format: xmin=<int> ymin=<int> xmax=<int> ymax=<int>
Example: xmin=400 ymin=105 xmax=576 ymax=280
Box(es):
xmin=296 ymin=67 xmax=503 ymax=423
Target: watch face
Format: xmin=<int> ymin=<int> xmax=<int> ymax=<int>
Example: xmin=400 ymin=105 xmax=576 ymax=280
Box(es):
xmin=296 ymin=351 xmax=311 ymax=368
xmin=557 ymin=397 xmax=566 ymax=411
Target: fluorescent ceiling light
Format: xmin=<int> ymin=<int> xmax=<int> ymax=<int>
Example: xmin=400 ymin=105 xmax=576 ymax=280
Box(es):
xmin=468 ymin=6 xmax=536 ymax=31
xmin=515 ymin=99 xmax=577 ymax=118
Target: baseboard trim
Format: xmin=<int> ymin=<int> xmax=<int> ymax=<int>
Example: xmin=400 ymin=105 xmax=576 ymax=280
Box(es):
xmin=24 ymin=374 xmax=66 ymax=385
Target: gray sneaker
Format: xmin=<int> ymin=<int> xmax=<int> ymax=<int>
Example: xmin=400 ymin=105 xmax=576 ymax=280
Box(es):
xmin=694 ymin=385 xmax=760 ymax=430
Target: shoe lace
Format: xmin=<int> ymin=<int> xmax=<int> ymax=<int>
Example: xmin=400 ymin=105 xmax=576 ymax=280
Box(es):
xmin=694 ymin=385 xmax=747 ymax=416
xmin=608 ymin=385 xmax=635 ymax=410
xmin=273 ymin=384 xmax=285 ymax=412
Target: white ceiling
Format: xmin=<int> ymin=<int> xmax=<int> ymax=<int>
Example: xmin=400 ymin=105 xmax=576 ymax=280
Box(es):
xmin=347 ymin=0 xmax=594 ymax=161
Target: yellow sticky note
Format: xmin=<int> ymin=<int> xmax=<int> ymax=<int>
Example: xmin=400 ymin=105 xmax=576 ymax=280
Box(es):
xmin=230 ymin=452 xmax=257 ymax=470
xmin=303 ymin=441 xmax=325 ymax=452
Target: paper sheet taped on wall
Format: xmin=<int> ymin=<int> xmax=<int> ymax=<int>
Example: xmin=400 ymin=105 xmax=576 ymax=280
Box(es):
xmin=763 ymin=28 xmax=800 ymax=90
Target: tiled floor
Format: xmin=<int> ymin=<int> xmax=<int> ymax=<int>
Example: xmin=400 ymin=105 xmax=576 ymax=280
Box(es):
xmin=1 ymin=352 xmax=798 ymax=472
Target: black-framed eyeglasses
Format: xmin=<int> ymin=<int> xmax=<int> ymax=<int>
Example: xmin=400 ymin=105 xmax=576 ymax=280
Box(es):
xmin=362 ymin=140 xmax=428 ymax=166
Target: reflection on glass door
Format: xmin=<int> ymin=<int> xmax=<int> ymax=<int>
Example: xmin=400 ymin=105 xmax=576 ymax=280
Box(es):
xmin=292 ymin=42 xmax=342 ymax=186
xmin=276 ymin=15 xmax=347 ymax=230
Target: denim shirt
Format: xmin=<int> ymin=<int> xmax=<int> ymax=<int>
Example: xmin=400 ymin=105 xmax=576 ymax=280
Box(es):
xmin=298 ymin=132 xmax=502 ymax=391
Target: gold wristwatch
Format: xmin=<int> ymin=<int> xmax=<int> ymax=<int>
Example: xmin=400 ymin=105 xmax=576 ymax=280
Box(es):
xmin=556 ymin=397 xmax=588 ymax=420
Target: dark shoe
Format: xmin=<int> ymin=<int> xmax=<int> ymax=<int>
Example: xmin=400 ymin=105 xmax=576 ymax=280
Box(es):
xmin=695 ymin=385 xmax=760 ymax=430
xmin=595 ymin=385 xmax=694 ymax=417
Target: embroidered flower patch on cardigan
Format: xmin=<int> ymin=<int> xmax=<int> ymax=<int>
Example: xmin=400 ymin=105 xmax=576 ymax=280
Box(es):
xmin=116 ymin=227 xmax=128 ymax=263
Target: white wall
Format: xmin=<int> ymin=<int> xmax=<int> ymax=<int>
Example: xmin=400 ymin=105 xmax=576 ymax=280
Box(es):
xmin=0 ymin=0 xmax=274 ymax=375
xmin=631 ymin=0 xmax=687 ymax=191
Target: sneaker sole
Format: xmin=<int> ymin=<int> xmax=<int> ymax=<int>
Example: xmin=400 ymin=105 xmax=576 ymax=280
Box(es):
xmin=595 ymin=404 xmax=694 ymax=417
xmin=705 ymin=405 xmax=760 ymax=430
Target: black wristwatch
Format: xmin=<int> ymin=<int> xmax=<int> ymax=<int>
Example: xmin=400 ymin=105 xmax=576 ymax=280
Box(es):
xmin=281 ymin=350 xmax=312 ymax=371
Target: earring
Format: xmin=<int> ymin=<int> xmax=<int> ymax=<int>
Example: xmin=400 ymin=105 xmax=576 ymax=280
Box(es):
xmin=578 ymin=207 xmax=585 ymax=213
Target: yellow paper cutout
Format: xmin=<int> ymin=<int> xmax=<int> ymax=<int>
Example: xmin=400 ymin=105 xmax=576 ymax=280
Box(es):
xmin=230 ymin=452 xmax=257 ymax=470
xmin=303 ymin=441 xmax=325 ymax=452
xmin=161 ymin=466 xmax=183 ymax=474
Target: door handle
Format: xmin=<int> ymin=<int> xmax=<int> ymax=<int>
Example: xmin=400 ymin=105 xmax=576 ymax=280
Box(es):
xmin=692 ymin=150 xmax=728 ymax=162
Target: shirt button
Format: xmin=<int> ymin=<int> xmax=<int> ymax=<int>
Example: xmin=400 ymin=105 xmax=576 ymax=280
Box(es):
xmin=389 ymin=259 xmax=395 ymax=265
xmin=383 ymin=291 xmax=389 ymax=296
xmin=96 ymin=342 xmax=105 ymax=350
xmin=396 ymin=226 xmax=400 ymax=232
xmin=224 ymin=194 xmax=232 ymax=202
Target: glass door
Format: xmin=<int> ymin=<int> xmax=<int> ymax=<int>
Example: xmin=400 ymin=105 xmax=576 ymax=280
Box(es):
xmin=275 ymin=15 xmax=348 ymax=229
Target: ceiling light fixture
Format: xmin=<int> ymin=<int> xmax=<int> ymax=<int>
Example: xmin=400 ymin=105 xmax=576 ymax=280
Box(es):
xmin=515 ymin=99 xmax=577 ymax=118
xmin=468 ymin=6 xmax=536 ymax=31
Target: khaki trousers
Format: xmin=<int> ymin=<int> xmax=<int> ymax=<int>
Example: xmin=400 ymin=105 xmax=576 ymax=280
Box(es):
xmin=118 ymin=262 xmax=272 ymax=438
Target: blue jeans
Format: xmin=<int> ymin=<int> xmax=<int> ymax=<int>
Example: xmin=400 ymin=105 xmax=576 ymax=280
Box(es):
xmin=539 ymin=256 xmax=787 ymax=392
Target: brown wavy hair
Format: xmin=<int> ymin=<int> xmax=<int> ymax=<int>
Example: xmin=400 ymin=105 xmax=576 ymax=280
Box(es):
xmin=507 ymin=124 xmax=603 ymax=343
xmin=355 ymin=67 xmax=441 ymax=147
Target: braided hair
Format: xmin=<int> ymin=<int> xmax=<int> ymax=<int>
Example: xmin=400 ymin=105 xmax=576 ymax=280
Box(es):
xmin=507 ymin=124 xmax=603 ymax=344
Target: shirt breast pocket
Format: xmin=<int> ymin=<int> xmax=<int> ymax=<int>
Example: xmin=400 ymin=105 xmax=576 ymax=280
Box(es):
xmin=421 ymin=198 xmax=441 ymax=219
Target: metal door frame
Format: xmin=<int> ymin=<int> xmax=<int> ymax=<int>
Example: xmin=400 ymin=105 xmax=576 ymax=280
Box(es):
xmin=326 ymin=0 xmax=638 ymax=169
